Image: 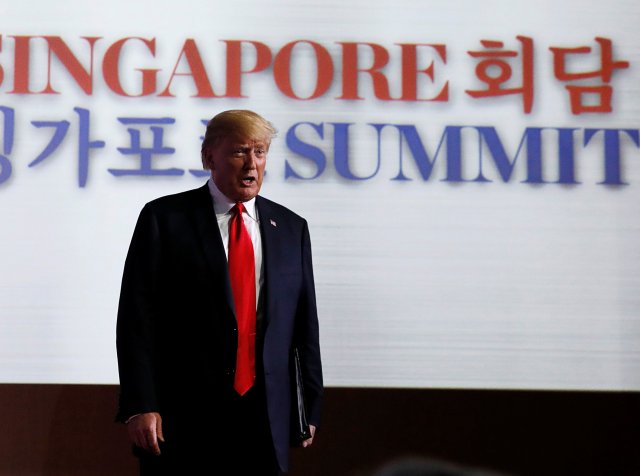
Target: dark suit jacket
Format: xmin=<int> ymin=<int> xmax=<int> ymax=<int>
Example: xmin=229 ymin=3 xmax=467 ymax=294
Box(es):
xmin=115 ymin=183 xmax=323 ymax=472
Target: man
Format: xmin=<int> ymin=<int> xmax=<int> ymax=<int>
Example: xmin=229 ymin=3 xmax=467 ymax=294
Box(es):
xmin=115 ymin=109 xmax=323 ymax=475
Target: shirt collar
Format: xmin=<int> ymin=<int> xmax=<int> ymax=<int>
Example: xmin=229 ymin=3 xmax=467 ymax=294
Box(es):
xmin=207 ymin=178 xmax=258 ymax=221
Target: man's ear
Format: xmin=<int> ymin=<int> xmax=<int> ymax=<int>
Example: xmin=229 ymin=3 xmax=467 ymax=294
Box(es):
xmin=202 ymin=149 xmax=213 ymax=170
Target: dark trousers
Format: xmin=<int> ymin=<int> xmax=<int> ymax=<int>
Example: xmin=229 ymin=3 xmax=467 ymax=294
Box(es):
xmin=137 ymin=383 xmax=281 ymax=476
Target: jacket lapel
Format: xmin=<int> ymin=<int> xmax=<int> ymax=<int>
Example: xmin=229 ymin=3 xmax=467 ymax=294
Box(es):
xmin=256 ymin=196 xmax=277 ymax=328
xmin=191 ymin=184 xmax=236 ymax=316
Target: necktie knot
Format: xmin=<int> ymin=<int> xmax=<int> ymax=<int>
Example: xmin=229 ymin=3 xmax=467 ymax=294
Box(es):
xmin=230 ymin=203 xmax=247 ymax=241
xmin=233 ymin=202 xmax=245 ymax=216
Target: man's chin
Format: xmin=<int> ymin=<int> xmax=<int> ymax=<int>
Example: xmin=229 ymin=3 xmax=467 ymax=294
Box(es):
xmin=233 ymin=186 xmax=260 ymax=202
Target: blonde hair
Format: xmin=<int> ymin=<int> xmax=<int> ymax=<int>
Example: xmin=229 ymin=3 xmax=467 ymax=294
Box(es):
xmin=200 ymin=110 xmax=278 ymax=169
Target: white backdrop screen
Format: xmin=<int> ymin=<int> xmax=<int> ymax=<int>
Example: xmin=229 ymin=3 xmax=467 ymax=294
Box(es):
xmin=0 ymin=0 xmax=639 ymax=389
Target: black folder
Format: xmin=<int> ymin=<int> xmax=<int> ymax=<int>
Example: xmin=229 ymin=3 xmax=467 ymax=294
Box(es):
xmin=291 ymin=347 xmax=312 ymax=445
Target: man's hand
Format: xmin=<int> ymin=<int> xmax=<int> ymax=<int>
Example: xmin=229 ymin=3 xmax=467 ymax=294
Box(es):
xmin=301 ymin=425 xmax=317 ymax=448
xmin=127 ymin=412 xmax=164 ymax=455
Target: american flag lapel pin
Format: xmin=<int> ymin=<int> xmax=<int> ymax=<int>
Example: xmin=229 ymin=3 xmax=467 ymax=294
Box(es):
xmin=270 ymin=219 xmax=277 ymax=227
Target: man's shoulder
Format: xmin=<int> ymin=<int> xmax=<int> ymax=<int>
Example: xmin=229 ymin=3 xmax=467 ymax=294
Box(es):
xmin=257 ymin=195 xmax=306 ymax=223
xmin=144 ymin=184 xmax=208 ymax=212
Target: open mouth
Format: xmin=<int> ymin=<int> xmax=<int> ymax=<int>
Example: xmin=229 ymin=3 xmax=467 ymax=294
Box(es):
xmin=242 ymin=176 xmax=256 ymax=185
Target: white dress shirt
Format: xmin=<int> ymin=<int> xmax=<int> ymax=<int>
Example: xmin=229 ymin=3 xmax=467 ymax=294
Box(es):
xmin=207 ymin=178 xmax=264 ymax=312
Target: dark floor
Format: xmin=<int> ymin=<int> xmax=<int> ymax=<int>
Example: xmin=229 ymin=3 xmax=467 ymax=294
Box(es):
xmin=0 ymin=385 xmax=638 ymax=476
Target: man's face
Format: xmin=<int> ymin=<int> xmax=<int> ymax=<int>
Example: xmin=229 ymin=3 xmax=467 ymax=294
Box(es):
xmin=206 ymin=135 xmax=269 ymax=202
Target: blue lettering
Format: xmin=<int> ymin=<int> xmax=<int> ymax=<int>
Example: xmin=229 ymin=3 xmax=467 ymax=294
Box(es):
xmin=584 ymin=128 xmax=640 ymax=185
xmin=333 ymin=122 xmax=379 ymax=180
xmin=370 ymin=123 xmax=445 ymax=181
xmin=284 ymin=122 xmax=326 ymax=180
xmin=557 ymin=128 xmax=579 ymax=184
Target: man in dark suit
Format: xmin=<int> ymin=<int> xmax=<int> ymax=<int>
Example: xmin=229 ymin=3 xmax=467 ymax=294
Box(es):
xmin=115 ymin=110 xmax=323 ymax=475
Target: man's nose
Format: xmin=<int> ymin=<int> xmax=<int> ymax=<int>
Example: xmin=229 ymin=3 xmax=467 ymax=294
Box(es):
xmin=244 ymin=151 xmax=258 ymax=168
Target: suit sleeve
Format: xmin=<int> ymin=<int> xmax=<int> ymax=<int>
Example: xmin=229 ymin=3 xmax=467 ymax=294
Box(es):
xmin=297 ymin=219 xmax=324 ymax=428
xmin=115 ymin=204 xmax=162 ymax=422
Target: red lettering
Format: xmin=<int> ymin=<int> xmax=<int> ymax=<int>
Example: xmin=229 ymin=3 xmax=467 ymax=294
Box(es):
xmin=223 ymin=40 xmax=272 ymax=98
xmin=158 ymin=39 xmax=218 ymax=97
xmin=273 ymin=41 xmax=333 ymax=100
xmin=9 ymin=36 xmax=35 ymax=94
xmin=103 ymin=37 xmax=159 ymax=97
xmin=41 ymin=36 xmax=100 ymax=95
xmin=338 ymin=42 xmax=391 ymax=100
xmin=1 ymin=35 xmax=453 ymax=103
xmin=399 ymin=43 xmax=448 ymax=101
xmin=0 ymin=35 xmax=3 ymax=88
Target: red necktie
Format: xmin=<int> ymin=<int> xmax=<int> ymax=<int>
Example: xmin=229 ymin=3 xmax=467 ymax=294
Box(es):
xmin=228 ymin=202 xmax=256 ymax=396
